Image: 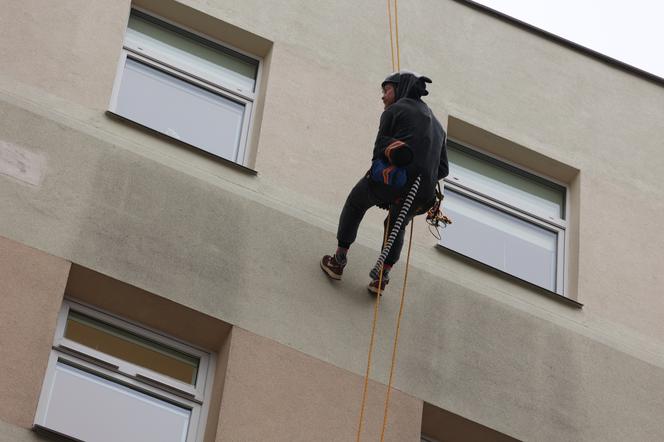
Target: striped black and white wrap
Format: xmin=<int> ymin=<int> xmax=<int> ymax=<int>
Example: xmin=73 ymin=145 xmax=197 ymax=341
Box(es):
xmin=369 ymin=175 xmax=421 ymax=280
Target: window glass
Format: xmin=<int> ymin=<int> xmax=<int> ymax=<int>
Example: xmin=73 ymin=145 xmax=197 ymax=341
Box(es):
xmin=41 ymin=362 xmax=190 ymax=442
xmin=116 ymin=58 xmax=246 ymax=162
xmin=448 ymin=143 xmax=565 ymax=220
xmin=126 ymin=12 xmax=258 ymax=92
xmin=65 ymin=310 xmax=200 ymax=385
xmin=442 ymin=190 xmax=558 ymax=291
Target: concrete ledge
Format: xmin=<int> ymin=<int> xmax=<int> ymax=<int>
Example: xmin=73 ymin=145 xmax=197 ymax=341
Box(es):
xmin=0 ymin=420 xmax=71 ymax=442
xmin=1 ymin=85 xmax=664 ymax=440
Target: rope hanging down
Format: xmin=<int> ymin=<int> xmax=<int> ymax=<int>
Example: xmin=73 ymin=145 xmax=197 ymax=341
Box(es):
xmin=355 ymin=211 xmax=390 ymax=442
xmin=356 ymin=174 xmax=419 ymax=442
xmin=386 ymin=0 xmax=400 ymax=71
xmin=380 ymin=219 xmax=415 ymax=442
xmin=355 ymin=1 xmax=408 ymax=441
xmin=356 ymin=0 xmax=452 ymax=438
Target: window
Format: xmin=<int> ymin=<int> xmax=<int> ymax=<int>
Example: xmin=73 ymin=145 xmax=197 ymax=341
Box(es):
xmin=35 ymin=301 xmax=214 ymax=442
xmin=109 ymin=9 xmax=260 ymax=165
xmin=440 ymin=140 xmax=567 ymax=294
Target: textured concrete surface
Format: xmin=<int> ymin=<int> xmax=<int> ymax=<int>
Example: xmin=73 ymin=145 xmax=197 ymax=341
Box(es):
xmin=1 ymin=96 xmax=663 ymax=438
xmin=0 ymin=238 xmax=70 ymax=428
xmin=2 ymin=0 xmax=660 ymax=337
xmin=0 ymin=0 xmax=663 ymax=440
xmin=216 ymin=327 xmax=422 ymax=442
xmin=0 ymin=419 xmax=72 ymax=442
xmin=0 ymin=140 xmax=47 ymax=186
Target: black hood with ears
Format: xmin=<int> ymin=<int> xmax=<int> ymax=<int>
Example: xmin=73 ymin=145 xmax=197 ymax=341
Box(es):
xmin=382 ymin=70 xmax=432 ymax=101
xmin=373 ymin=70 xmax=447 ymax=205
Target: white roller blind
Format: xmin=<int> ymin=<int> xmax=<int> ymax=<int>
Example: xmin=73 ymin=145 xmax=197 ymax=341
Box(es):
xmin=39 ymin=362 xmax=191 ymax=442
xmin=442 ymin=190 xmax=558 ymax=291
xmin=448 ymin=143 xmax=565 ymax=220
xmin=125 ymin=12 xmax=258 ymax=94
xmin=116 ymin=58 xmax=246 ymax=162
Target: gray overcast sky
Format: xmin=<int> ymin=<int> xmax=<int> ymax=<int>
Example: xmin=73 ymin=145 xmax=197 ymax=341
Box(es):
xmin=474 ymin=0 xmax=664 ymax=79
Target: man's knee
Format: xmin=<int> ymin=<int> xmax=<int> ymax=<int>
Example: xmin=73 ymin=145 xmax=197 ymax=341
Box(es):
xmin=346 ymin=183 xmax=376 ymax=212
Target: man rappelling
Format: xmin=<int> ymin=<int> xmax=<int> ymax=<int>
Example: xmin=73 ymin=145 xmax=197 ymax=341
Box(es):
xmin=321 ymin=70 xmax=449 ymax=294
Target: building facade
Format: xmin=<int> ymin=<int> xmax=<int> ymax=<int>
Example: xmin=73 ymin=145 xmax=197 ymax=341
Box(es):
xmin=1 ymin=0 xmax=663 ymax=440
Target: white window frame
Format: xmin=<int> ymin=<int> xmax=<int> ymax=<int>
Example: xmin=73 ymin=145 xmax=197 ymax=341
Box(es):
xmin=34 ymin=299 xmax=216 ymax=442
xmin=442 ymin=139 xmax=569 ymax=295
xmin=109 ymin=8 xmax=263 ymax=166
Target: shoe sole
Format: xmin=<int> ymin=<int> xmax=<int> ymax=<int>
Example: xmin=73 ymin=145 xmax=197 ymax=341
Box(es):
xmin=320 ymin=259 xmax=342 ymax=280
xmin=367 ymin=284 xmax=386 ymax=296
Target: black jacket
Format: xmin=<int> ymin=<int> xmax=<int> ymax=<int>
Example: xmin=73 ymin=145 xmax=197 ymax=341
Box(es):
xmin=371 ymin=73 xmax=448 ymax=208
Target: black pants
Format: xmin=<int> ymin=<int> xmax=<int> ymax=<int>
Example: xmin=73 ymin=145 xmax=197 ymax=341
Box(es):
xmin=337 ymin=178 xmax=416 ymax=266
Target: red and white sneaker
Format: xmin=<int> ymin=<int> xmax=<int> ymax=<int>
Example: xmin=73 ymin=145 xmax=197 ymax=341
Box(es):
xmin=367 ymin=275 xmax=390 ymax=295
xmin=320 ymin=255 xmax=346 ymax=280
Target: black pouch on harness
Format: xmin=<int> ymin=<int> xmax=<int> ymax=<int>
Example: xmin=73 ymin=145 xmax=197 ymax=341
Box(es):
xmin=369 ymin=158 xmax=408 ymax=188
xmin=369 ymin=139 xmax=413 ymax=189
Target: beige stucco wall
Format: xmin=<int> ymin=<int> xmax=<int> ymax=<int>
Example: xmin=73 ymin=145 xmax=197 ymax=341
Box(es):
xmin=216 ymin=327 xmax=422 ymax=441
xmin=0 ymin=239 xmax=421 ymax=441
xmin=0 ymin=0 xmax=129 ymax=112
xmin=1 ymin=93 xmax=663 ymax=439
xmin=0 ymin=419 xmax=70 ymax=442
xmin=2 ymin=0 xmax=661 ymax=337
xmin=1 ymin=0 xmax=663 ymax=440
xmin=0 ymin=237 xmax=69 ymax=428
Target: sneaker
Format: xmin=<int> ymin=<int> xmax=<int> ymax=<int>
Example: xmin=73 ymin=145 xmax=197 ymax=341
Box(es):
xmin=367 ymin=275 xmax=390 ymax=295
xmin=320 ymin=255 xmax=346 ymax=280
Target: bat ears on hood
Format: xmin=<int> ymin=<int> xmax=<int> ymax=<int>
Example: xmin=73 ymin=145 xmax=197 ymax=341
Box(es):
xmin=381 ymin=70 xmax=432 ymax=99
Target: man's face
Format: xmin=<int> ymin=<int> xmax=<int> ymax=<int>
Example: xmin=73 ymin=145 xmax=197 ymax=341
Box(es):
xmin=382 ymin=83 xmax=396 ymax=109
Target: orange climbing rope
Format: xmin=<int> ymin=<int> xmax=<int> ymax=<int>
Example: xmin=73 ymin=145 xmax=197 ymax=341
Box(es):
xmin=355 ymin=1 xmax=410 ymax=441
xmin=379 ymin=221 xmax=414 ymax=441
xmin=355 ymin=212 xmax=389 ymax=442
xmin=386 ymin=0 xmax=396 ymax=72
xmin=393 ymin=0 xmax=401 ymax=71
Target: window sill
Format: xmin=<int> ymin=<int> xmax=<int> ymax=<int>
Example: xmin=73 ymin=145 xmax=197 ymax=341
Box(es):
xmin=435 ymin=244 xmax=583 ymax=309
xmin=33 ymin=425 xmax=82 ymax=441
xmin=105 ymin=111 xmax=259 ymax=176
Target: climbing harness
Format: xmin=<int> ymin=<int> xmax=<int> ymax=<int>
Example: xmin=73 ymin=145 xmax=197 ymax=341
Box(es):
xmin=425 ymin=183 xmax=453 ymax=240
